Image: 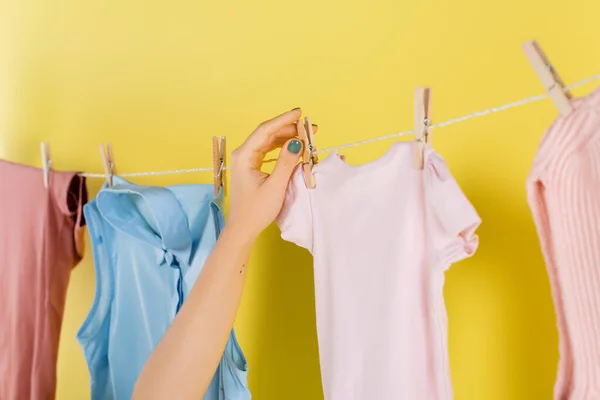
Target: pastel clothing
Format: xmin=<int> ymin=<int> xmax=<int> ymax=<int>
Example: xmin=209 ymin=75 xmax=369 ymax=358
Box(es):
xmin=78 ymin=177 xmax=249 ymax=400
xmin=277 ymin=142 xmax=480 ymax=400
xmin=0 ymin=161 xmax=87 ymax=400
xmin=527 ymin=87 xmax=600 ymax=399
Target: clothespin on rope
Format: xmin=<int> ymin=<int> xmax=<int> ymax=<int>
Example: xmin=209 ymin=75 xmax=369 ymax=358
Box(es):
xmin=99 ymin=143 xmax=115 ymax=187
xmin=40 ymin=142 xmax=52 ymax=188
xmin=212 ymin=136 xmax=226 ymax=196
xmin=523 ymin=40 xmax=573 ymax=117
xmin=413 ymin=87 xmax=432 ymax=170
xmin=297 ymin=117 xmax=318 ymax=188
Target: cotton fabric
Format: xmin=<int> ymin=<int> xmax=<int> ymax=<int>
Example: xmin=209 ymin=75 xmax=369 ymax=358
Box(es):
xmin=527 ymin=87 xmax=600 ymax=399
xmin=0 ymin=161 xmax=87 ymax=400
xmin=277 ymin=142 xmax=480 ymax=400
xmin=78 ymin=177 xmax=249 ymax=400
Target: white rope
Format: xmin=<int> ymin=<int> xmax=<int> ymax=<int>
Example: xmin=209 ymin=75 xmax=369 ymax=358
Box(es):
xmin=79 ymin=166 xmax=221 ymax=179
xmin=80 ymin=72 xmax=600 ymax=179
xmin=315 ymin=72 xmax=600 ymax=155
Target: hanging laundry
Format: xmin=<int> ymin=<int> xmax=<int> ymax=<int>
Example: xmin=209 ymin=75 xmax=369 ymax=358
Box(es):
xmin=0 ymin=160 xmax=88 ymax=400
xmin=527 ymin=87 xmax=600 ymax=400
xmin=277 ymin=141 xmax=480 ymax=400
xmin=77 ymin=177 xmax=249 ymax=400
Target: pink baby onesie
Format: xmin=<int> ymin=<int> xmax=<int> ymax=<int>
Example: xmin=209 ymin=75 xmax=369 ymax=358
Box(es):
xmin=527 ymin=87 xmax=600 ymax=400
xmin=277 ymin=142 xmax=481 ymax=400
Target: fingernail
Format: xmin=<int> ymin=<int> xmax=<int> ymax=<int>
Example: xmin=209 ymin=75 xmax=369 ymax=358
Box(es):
xmin=287 ymin=140 xmax=302 ymax=154
xmin=291 ymin=107 xmax=301 ymax=111
xmin=311 ymin=124 xmax=318 ymax=128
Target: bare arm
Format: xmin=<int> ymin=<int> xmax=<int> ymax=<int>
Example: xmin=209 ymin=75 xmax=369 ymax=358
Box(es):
xmin=132 ymin=108 xmax=311 ymax=399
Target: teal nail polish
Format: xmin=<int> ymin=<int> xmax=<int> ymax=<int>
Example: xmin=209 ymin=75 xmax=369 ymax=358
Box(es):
xmin=287 ymin=140 xmax=302 ymax=154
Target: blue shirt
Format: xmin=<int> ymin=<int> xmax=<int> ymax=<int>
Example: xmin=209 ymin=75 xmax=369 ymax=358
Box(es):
xmin=78 ymin=177 xmax=250 ymax=400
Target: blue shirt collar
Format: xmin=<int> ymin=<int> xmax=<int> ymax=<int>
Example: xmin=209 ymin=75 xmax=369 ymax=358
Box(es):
xmin=96 ymin=177 xmax=193 ymax=268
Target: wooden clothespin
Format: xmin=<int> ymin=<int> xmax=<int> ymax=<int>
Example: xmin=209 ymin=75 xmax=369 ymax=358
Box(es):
xmin=212 ymin=136 xmax=226 ymax=196
xmin=413 ymin=87 xmax=432 ymax=169
xmin=297 ymin=116 xmax=317 ymax=188
xmin=523 ymin=40 xmax=573 ymax=117
xmin=304 ymin=117 xmax=318 ymax=166
xmin=40 ymin=142 xmax=51 ymax=188
xmin=99 ymin=143 xmax=115 ymax=187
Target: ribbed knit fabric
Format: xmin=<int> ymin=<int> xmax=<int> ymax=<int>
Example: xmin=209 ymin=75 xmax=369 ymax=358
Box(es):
xmin=527 ymin=86 xmax=600 ymax=400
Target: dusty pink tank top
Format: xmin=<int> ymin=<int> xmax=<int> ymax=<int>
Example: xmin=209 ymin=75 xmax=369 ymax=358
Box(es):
xmin=0 ymin=160 xmax=87 ymax=400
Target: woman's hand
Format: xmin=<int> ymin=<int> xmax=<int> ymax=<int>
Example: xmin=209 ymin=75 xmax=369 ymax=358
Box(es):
xmin=227 ymin=108 xmax=315 ymax=241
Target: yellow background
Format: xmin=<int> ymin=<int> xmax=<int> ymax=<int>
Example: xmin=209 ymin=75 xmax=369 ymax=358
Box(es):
xmin=1 ymin=1 xmax=599 ymax=399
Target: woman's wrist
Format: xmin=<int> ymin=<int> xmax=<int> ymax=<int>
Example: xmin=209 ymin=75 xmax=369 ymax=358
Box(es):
xmin=219 ymin=221 xmax=258 ymax=252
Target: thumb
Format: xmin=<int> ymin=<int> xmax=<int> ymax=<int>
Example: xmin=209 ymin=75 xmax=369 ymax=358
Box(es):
xmin=267 ymin=138 xmax=303 ymax=191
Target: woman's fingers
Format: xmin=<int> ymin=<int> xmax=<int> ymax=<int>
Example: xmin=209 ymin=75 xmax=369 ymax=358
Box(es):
xmin=238 ymin=109 xmax=319 ymax=169
xmin=258 ymin=124 xmax=319 ymax=154
xmin=269 ymin=122 xmax=318 ymax=139
xmin=265 ymin=138 xmax=303 ymax=193
xmin=246 ymin=109 xmax=302 ymax=148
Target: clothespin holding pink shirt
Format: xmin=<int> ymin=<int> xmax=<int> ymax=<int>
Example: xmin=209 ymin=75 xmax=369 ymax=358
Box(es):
xmin=297 ymin=116 xmax=317 ymax=188
xmin=413 ymin=87 xmax=432 ymax=170
xmin=99 ymin=143 xmax=115 ymax=187
xmin=212 ymin=136 xmax=226 ymax=196
xmin=40 ymin=142 xmax=52 ymax=188
xmin=523 ymin=40 xmax=573 ymax=117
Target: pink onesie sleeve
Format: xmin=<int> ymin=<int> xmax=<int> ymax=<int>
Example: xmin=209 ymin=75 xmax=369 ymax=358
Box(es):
xmin=277 ymin=166 xmax=314 ymax=252
xmin=426 ymin=151 xmax=481 ymax=268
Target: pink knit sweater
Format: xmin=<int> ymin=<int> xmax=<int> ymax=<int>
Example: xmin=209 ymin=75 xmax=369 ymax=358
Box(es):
xmin=527 ymin=86 xmax=600 ymax=400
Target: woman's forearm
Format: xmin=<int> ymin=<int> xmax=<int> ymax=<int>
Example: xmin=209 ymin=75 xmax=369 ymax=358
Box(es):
xmin=132 ymin=225 xmax=255 ymax=399
xmin=132 ymin=108 xmax=306 ymax=399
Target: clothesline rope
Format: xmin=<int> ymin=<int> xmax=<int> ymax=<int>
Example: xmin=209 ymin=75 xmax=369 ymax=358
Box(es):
xmin=79 ymin=72 xmax=600 ymax=179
